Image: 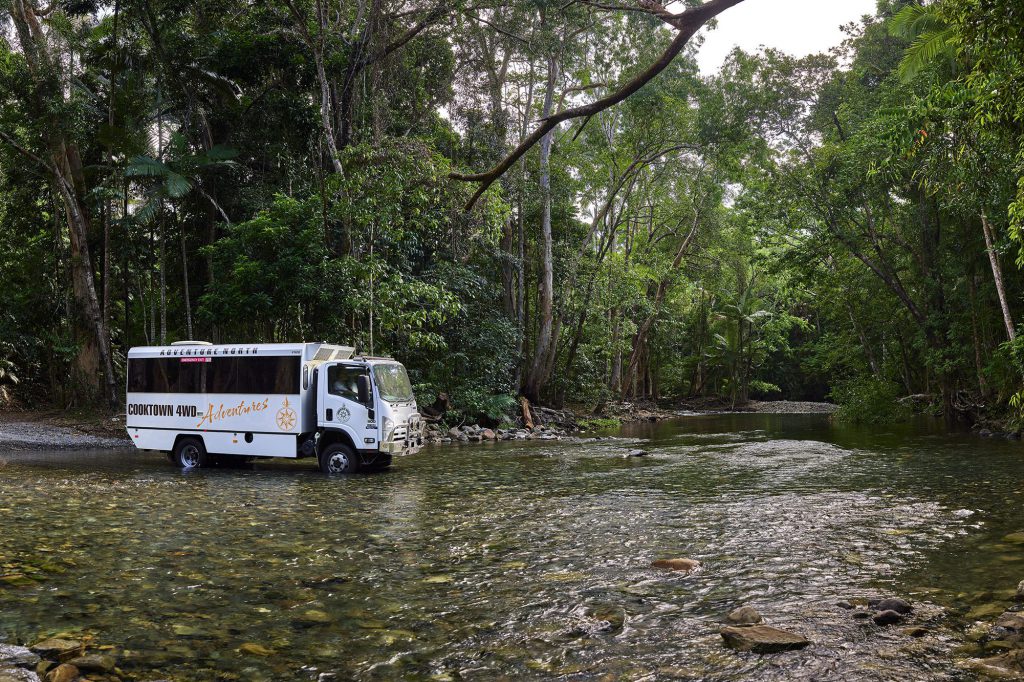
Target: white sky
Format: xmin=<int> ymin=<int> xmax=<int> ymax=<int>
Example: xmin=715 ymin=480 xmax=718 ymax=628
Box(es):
xmin=695 ymin=0 xmax=878 ymax=74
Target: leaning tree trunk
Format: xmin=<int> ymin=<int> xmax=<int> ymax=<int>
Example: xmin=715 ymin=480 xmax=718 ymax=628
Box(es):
xmin=981 ymin=212 xmax=1016 ymax=342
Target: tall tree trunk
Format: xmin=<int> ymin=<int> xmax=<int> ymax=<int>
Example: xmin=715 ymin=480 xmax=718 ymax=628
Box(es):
xmin=522 ymin=52 xmax=559 ymax=403
xmin=7 ymin=0 xmax=117 ymax=406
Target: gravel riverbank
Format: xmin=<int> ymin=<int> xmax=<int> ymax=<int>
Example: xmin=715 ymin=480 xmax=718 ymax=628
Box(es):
xmin=0 ymin=414 xmax=130 ymax=452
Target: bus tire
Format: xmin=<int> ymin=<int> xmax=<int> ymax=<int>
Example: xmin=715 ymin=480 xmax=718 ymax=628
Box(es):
xmin=319 ymin=444 xmax=360 ymax=474
xmin=172 ymin=437 xmax=209 ymax=469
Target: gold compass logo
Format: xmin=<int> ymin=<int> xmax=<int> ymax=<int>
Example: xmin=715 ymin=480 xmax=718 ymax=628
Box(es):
xmin=276 ymin=397 xmax=297 ymax=431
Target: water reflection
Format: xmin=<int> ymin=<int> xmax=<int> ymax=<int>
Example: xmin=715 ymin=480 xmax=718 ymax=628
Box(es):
xmin=0 ymin=415 xmax=1020 ymax=680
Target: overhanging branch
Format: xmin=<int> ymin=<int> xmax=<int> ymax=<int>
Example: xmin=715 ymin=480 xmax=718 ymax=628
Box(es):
xmin=450 ymin=0 xmax=746 ymax=209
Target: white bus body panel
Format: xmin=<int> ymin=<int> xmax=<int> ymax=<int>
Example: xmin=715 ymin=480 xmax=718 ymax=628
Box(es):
xmin=125 ymin=342 xmax=354 ymax=458
xmin=126 ymin=391 xmax=303 ymax=457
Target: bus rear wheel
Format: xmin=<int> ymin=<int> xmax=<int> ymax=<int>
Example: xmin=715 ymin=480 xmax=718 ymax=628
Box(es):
xmin=319 ymin=444 xmax=360 ymax=474
xmin=172 ymin=437 xmax=209 ymax=469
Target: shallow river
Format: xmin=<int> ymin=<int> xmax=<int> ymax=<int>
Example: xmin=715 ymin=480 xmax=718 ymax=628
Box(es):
xmin=1 ymin=414 xmax=1023 ymax=680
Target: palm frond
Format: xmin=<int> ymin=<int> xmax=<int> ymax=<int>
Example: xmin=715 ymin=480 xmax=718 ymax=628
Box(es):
xmin=897 ymin=27 xmax=957 ymax=82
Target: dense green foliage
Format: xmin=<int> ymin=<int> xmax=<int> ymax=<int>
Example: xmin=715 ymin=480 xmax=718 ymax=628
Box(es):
xmin=0 ymin=0 xmax=1022 ymax=424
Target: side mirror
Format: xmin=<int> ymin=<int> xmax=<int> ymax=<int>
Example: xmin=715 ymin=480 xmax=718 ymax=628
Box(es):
xmin=356 ymin=375 xmax=371 ymax=404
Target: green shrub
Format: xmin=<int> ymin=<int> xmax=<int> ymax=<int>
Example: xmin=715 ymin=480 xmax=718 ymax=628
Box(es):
xmin=832 ymin=377 xmax=910 ymax=424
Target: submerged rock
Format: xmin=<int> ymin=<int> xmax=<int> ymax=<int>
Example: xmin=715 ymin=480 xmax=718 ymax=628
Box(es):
xmin=726 ymin=606 xmax=764 ymax=625
xmin=28 ymin=641 xmax=79 ymax=662
xmin=968 ymin=604 xmax=1007 ymax=620
xmin=238 ymin=643 xmax=273 ymax=656
xmin=626 ymin=449 xmax=649 ymax=458
xmin=963 ymin=649 xmax=1024 ymax=678
xmin=0 ymin=646 xmax=38 ymax=669
xmin=1002 ymin=532 xmax=1024 ymax=544
xmin=65 ymin=655 xmax=114 ymax=674
xmin=720 ymin=625 xmax=810 ymax=653
xmin=902 ymin=626 xmax=929 ymax=638
xmin=651 ymin=558 xmax=700 ymax=572
xmin=873 ymin=610 xmax=903 ymax=626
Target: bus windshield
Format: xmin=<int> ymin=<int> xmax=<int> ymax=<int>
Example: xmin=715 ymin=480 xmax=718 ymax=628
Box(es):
xmin=372 ymin=363 xmax=415 ymax=402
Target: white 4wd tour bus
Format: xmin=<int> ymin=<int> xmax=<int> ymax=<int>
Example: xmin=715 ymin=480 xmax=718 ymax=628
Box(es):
xmin=125 ymin=342 xmax=424 ymax=473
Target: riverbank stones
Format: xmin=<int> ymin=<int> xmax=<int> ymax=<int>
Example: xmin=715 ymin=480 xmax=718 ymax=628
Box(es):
xmin=651 ymin=558 xmax=700 ymax=572
xmin=720 ymin=625 xmax=810 ymax=653
xmin=726 ymin=606 xmax=764 ymax=625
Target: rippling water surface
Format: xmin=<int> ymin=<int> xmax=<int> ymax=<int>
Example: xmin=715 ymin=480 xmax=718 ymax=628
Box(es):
xmin=1 ymin=414 xmax=1023 ymax=680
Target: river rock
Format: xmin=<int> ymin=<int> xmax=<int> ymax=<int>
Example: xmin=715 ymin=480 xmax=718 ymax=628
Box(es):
xmin=28 ymin=641 xmax=80 ymax=662
xmin=651 ymin=558 xmax=700 ymax=573
xmin=726 ymin=607 xmax=764 ymax=625
xmin=852 ymin=611 xmax=872 ymax=620
xmin=65 ymin=654 xmax=115 ymax=674
xmin=626 ymin=449 xmax=649 ymax=457
xmin=43 ymin=664 xmax=77 ymax=682
xmin=0 ymin=645 xmax=39 ymax=669
xmin=1002 ymin=532 xmax=1024 ymax=544
xmin=720 ymin=625 xmax=810 ymax=653
xmin=482 ymin=429 xmax=496 ymax=440
xmin=873 ymin=610 xmax=904 ymax=626
xmin=996 ymin=611 xmax=1024 ymax=631
xmin=874 ymin=598 xmax=913 ymax=614
xmin=1016 ymin=580 xmax=1024 ymax=601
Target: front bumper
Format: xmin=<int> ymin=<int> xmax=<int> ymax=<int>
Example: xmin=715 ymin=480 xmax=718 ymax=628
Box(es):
xmin=380 ymin=415 xmax=424 ymax=455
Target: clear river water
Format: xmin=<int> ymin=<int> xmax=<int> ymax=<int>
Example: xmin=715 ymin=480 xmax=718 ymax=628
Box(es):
xmin=1 ymin=414 xmax=1023 ymax=680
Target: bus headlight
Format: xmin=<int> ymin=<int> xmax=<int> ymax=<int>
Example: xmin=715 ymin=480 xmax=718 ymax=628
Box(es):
xmin=382 ymin=417 xmax=395 ymax=440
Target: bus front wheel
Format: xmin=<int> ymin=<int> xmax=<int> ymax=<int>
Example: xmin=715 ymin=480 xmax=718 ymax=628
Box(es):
xmin=319 ymin=444 xmax=360 ymax=474
xmin=172 ymin=437 xmax=209 ymax=469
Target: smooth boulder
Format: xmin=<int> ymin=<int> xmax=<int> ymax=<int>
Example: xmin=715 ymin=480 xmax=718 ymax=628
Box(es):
xmin=651 ymin=558 xmax=700 ymax=572
xmin=720 ymin=625 xmax=810 ymax=653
